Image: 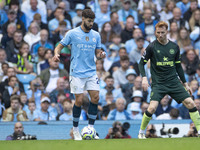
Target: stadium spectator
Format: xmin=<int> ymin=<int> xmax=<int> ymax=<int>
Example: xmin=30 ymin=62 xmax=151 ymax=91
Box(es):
xmin=53 ymin=92 xmax=66 ymax=116
xmin=49 ymin=77 xmax=74 ymax=104
xmin=72 ymin=3 xmax=85 ymax=28
xmin=5 ymin=30 xmax=24 ymax=63
xmin=26 ymin=77 xmax=44 ymax=109
xmin=120 ymin=15 xmax=136 ymax=43
xmin=189 ymin=80 xmax=199 ymax=99
xmin=48 ymin=7 xmax=71 ymax=36
xmin=139 ymin=8 xmax=158 ymax=41
xmin=107 ymin=98 xmax=131 ymax=120
xmin=159 ymin=0 xmax=175 ymax=22
xmin=13 ymin=42 xmax=34 ymax=74
xmin=34 ymin=95 xmax=57 ymax=121
xmin=176 ymin=0 xmax=190 ymax=15
xmin=6 ymin=122 xmax=26 ymax=140
xmin=183 ymin=122 xmax=198 ymax=137
xmin=1 ymin=23 xmax=16 ymax=48
xmin=181 ymin=49 xmax=199 ymax=79
xmin=2 ymin=95 xmax=28 ymax=121
xmin=117 ymin=0 xmax=138 ymax=25
xmin=9 ymin=1 xmax=26 ymax=28
xmin=0 ymin=48 xmax=14 ymax=74
xmin=0 ymin=67 xmax=24 ymax=95
xmin=137 ymin=0 xmax=161 ymax=14
xmin=109 ymin=12 xmax=123 ymax=35
xmin=99 ymin=76 xmax=124 ymax=107
xmin=100 ymin=22 xmax=114 ymax=48
xmin=113 ymin=55 xmax=130 ymax=88
xmin=128 ymin=102 xmax=143 ymax=119
xmin=105 ymin=121 xmax=131 ymax=139
xmin=112 ymin=0 xmax=137 ymax=12
xmin=59 ymin=99 xmax=73 ymax=121
xmin=26 ymin=100 xmax=36 ymax=121
xmin=31 ymin=29 xmax=54 ymax=56
xmin=37 ymin=49 xmax=53 ymax=74
xmin=129 ymin=37 xmax=145 ymax=64
xmin=127 ymin=90 xmax=143 ymax=106
xmin=184 ymin=0 xmax=198 ymax=22
xmin=145 ymin=124 xmax=159 ymax=138
xmin=156 ymin=108 xmax=182 ymax=120
xmin=194 ymin=99 xmax=200 ymax=113
xmin=22 ymin=0 xmax=47 ymax=29
xmin=24 ymin=22 xmax=41 ymax=50
xmin=0 ymin=94 xmax=5 ymax=120
xmin=125 ymin=28 xmax=149 ymax=54
xmin=177 ymin=27 xmax=193 ymax=55
xmin=0 ymin=62 xmax=9 ymax=82
xmin=33 ymin=13 xmax=48 ymax=31
xmin=2 ymin=76 xmax=24 ymax=109
xmin=189 ymin=9 xmax=200 ymax=32
xmin=167 ymin=7 xmax=190 ymax=30
xmin=94 ymin=0 xmax=111 ymax=31
xmin=0 ymin=7 xmax=8 ymax=31
xmin=100 ymin=92 xmax=116 ymax=120
xmin=2 ymin=9 xmax=26 ymax=36
xmin=167 ymin=22 xmax=178 ymax=42
xmin=19 ymin=92 xmax=29 ymax=112
xmin=155 ymin=95 xmax=174 ymax=117
xmin=121 ymin=69 xmax=137 ymax=103
xmin=47 ymin=0 xmax=70 ymax=17
xmin=40 ymin=58 xmax=68 ymax=93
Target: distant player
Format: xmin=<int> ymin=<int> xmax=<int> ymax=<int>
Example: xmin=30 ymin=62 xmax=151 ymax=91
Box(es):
xmin=138 ymin=21 xmax=200 ymax=139
xmin=53 ymin=9 xmax=106 ymax=140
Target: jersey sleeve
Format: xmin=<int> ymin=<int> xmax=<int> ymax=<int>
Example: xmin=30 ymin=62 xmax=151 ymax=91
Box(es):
xmin=96 ymin=33 xmax=101 ymax=49
xmin=60 ymin=30 xmax=72 ymax=46
xmin=175 ymin=45 xmax=181 ymax=64
xmin=139 ymin=43 xmax=153 ymax=77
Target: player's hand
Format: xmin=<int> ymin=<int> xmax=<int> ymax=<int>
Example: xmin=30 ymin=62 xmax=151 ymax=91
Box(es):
xmin=142 ymin=77 xmax=149 ymax=91
xmin=184 ymin=83 xmax=192 ymax=96
xmin=53 ymin=53 xmax=60 ymax=62
xmin=100 ymin=51 xmax=106 ymax=59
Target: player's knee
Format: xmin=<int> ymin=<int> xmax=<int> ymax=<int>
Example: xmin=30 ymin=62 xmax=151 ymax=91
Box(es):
xmin=148 ymin=106 xmax=157 ymax=114
xmin=75 ymin=99 xmax=83 ymax=106
xmin=91 ymin=94 xmax=99 ymax=104
xmin=183 ymin=98 xmax=195 ymax=109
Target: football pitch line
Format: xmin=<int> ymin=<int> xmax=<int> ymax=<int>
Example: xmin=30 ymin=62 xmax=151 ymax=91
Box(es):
xmin=0 ymin=138 xmax=199 ymax=150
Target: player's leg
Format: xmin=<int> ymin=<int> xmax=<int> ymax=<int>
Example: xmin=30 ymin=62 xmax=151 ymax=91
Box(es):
xmin=182 ymin=97 xmax=200 ymax=135
xmin=70 ymin=76 xmax=85 ymax=140
xmin=86 ymin=75 xmax=100 ymax=139
xmin=138 ymin=100 xmax=159 ymax=139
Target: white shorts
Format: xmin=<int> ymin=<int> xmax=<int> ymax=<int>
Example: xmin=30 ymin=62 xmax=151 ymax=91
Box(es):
xmin=69 ymin=75 xmax=100 ymax=94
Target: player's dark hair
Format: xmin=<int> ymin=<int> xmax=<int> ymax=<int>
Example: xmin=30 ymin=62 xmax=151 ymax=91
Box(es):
xmin=82 ymin=9 xmax=95 ymax=19
xmin=120 ymin=55 xmax=129 ymax=62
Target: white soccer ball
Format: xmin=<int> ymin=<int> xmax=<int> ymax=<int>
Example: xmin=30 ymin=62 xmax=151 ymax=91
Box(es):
xmin=81 ymin=126 xmax=96 ymax=140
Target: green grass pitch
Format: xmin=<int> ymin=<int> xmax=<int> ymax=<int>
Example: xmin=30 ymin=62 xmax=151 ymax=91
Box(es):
xmin=0 ymin=138 xmax=199 ymax=150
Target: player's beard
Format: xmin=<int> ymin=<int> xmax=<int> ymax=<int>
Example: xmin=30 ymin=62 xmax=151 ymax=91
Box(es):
xmin=83 ymin=22 xmax=92 ymax=31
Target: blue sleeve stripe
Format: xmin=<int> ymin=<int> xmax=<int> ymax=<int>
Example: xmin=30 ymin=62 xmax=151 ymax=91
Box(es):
xmin=60 ymin=42 xmax=66 ymax=47
xmin=96 ymin=47 xmax=101 ymax=49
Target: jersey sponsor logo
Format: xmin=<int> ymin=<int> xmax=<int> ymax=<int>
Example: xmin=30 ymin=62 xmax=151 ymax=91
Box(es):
xmin=163 ymin=56 xmax=168 ymax=61
xmin=156 ymin=61 xmax=174 ymax=66
xmin=85 ymin=36 xmax=89 ymax=41
xmin=93 ymin=38 xmax=96 ymax=42
xmin=169 ymin=49 xmax=175 ymax=54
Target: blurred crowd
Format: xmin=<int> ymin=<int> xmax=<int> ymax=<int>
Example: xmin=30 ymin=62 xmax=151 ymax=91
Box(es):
xmin=0 ymin=0 xmax=200 ymax=122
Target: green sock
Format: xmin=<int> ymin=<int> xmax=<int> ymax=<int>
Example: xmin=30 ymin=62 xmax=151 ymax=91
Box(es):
xmin=140 ymin=113 xmax=152 ymax=130
xmin=189 ymin=111 xmax=200 ymax=131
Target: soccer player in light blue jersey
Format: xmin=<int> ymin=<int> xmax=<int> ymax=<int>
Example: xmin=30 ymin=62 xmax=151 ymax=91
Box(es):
xmin=53 ymin=9 xmax=106 ymax=140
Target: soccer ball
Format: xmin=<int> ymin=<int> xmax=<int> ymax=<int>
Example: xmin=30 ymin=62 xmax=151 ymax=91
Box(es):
xmin=81 ymin=126 xmax=96 ymax=140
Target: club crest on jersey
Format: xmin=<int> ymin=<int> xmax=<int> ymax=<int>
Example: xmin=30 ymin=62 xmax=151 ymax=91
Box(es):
xmin=157 ymin=50 xmax=160 ymax=53
xmin=85 ymin=36 xmax=89 ymax=41
xmin=93 ymin=38 xmax=96 ymax=42
xmin=169 ymin=49 xmax=175 ymax=54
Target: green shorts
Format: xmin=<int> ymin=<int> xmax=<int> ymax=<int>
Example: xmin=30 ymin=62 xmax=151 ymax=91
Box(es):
xmin=150 ymin=81 xmax=190 ymax=103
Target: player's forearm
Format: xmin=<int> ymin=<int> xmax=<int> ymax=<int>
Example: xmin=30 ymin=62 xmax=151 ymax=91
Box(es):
xmin=54 ymin=43 xmax=64 ymax=55
xmin=176 ymin=63 xmax=186 ymax=83
xmin=139 ymin=59 xmax=147 ymax=77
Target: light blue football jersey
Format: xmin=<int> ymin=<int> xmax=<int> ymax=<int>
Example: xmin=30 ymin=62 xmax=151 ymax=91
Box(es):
xmin=60 ymin=27 xmax=101 ymax=78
